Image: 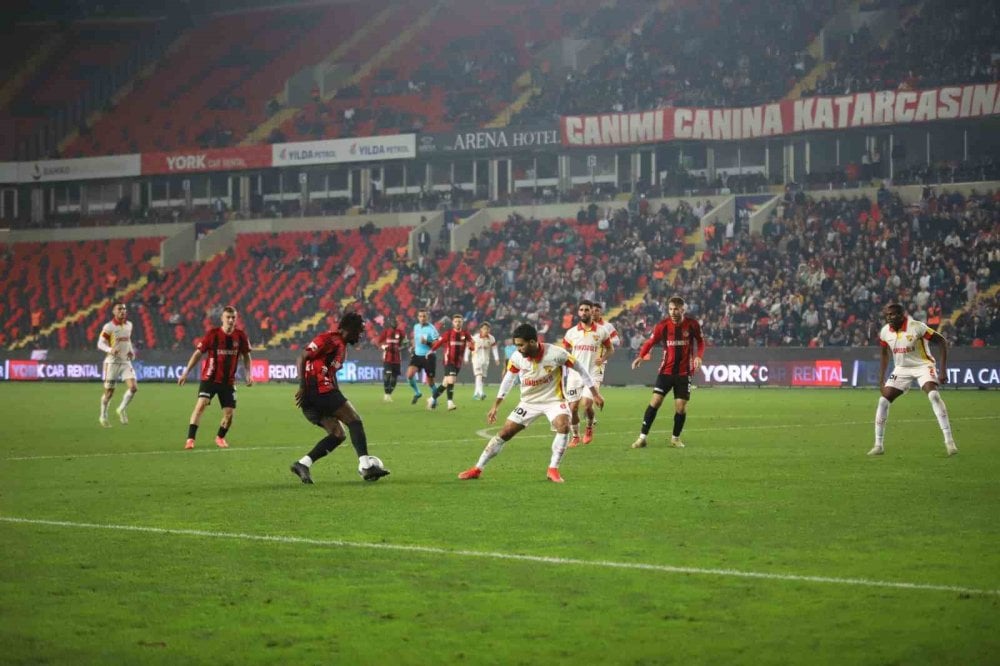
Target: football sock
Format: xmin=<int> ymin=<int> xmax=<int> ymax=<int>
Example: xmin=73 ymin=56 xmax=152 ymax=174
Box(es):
xmin=432 ymin=384 xmax=445 ymax=399
xmin=347 ymin=420 xmax=369 ymax=457
xmin=298 ymin=455 xmax=313 ymax=467
xmin=641 ymin=405 xmax=659 ymax=435
xmin=217 ymin=426 xmax=229 ymax=439
xmin=875 ymin=396 xmax=890 ymax=447
xmin=474 ymin=376 xmax=484 ymax=394
xmin=408 ymin=376 xmax=419 ymax=393
xmin=388 ymin=374 xmax=398 ymax=393
xmin=187 ymin=424 xmax=198 ymax=440
xmin=118 ymin=388 xmax=136 ymax=411
xmin=673 ymin=413 xmax=687 ymax=437
xmin=549 ymin=432 xmax=569 ymax=468
xmin=100 ymin=395 xmax=111 ymax=418
xmin=383 ymin=374 xmax=392 ymax=394
xmin=927 ymin=390 xmax=954 ymax=443
xmin=476 ymin=435 xmax=507 ymax=469
xmin=306 ymin=434 xmax=345 ymax=462
xmin=446 ymin=385 xmax=454 ymax=400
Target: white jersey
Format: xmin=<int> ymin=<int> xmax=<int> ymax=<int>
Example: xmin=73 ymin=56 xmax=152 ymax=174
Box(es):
xmin=561 ymin=323 xmax=611 ymax=375
xmin=470 ymin=333 xmax=498 ymax=368
xmin=98 ymin=320 xmax=134 ymax=360
xmin=595 ymin=318 xmax=619 ymax=347
xmin=505 ymin=343 xmax=576 ymax=405
xmin=879 ymin=317 xmax=936 ymax=370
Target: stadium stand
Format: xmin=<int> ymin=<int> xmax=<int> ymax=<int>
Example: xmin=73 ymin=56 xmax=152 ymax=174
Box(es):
xmin=0 ymin=237 xmax=162 ymax=350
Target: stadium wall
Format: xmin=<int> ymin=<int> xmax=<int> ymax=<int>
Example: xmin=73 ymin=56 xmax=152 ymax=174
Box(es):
xmin=3 ymin=349 xmax=997 ymax=388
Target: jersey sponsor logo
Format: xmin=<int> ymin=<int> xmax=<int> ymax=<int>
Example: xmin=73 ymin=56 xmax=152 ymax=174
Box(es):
xmin=664 ymin=340 xmax=689 ymax=346
xmin=521 ymin=375 xmax=555 ymax=388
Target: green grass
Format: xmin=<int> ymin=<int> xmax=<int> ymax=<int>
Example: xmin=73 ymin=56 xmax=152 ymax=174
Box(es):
xmin=1 ymin=383 xmax=998 ymax=665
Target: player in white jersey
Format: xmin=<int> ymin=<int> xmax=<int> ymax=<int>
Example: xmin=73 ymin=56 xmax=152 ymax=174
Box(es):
xmin=870 ymin=303 xmax=956 ymax=457
xmin=591 ymin=302 xmax=620 ymax=388
xmin=470 ymin=322 xmax=500 ymax=400
xmin=458 ymin=323 xmax=604 ymax=483
xmin=97 ymin=302 xmax=138 ymax=427
xmin=561 ymin=300 xmax=611 ymax=447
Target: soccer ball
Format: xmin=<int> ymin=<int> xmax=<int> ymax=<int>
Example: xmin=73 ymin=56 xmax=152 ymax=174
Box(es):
xmin=358 ymin=455 xmax=385 ymax=480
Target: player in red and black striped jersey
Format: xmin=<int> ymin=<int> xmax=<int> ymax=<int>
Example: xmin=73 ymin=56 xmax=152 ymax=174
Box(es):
xmin=630 ymin=296 xmax=705 ymax=449
xmin=375 ymin=315 xmax=407 ymax=402
xmin=289 ymin=312 xmax=389 ymax=484
xmin=429 ymin=314 xmax=473 ymax=411
xmin=178 ymin=306 xmax=253 ymax=450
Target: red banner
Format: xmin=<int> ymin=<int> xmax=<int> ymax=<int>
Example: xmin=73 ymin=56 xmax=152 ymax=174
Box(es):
xmin=141 ymin=145 xmax=272 ymax=175
xmin=561 ymin=83 xmax=1000 ymax=147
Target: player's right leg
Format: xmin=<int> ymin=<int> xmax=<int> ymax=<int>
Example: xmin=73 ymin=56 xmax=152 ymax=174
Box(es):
xmin=100 ymin=385 xmax=114 ymax=428
xmin=406 ymin=363 xmax=423 ymax=403
xmin=632 ymin=382 xmax=668 ymax=448
xmin=871 ymin=385 xmax=904 ymax=455
xmin=185 ymin=394 xmax=211 ymax=449
xmin=459 ymin=415 xmax=527 ymax=479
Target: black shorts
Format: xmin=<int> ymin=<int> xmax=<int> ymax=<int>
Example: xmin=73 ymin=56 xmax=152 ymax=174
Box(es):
xmin=383 ymin=362 xmax=401 ymax=377
xmin=198 ymin=380 xmax=237 ymax=409
xmin=408 ymin=353 xmax=437 ymax=377
xmin=653 ymin=374 xmax=691 ymax=401
xmin=300 ymin=388 xmax=348 ymax=426
xmin=444 ymin=364 xmax=461 ymax=377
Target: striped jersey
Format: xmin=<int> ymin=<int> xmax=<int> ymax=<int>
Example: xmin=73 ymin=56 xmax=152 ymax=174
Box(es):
xmin=196 ymin=327 xmax=251 ymax=385
xmin=638 ymin=316 xmax=705 ymax=376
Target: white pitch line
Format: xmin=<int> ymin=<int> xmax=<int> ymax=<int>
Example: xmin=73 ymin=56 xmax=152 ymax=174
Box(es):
xmin=1 ymin=516 xmax=996 ymax=597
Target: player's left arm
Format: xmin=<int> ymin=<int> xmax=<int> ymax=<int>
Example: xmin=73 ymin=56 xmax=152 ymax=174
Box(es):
xmin=599 ymin=335 xmax=614 ymax=363
xmin=241 ymin=352 xmax=254 ymax=387
xmin=241 ymin=333 xmax=253 ymax=386
xmin=929 ymin=330 xmax=948 ymax=384
xmin=691 ymin=321 xmax=705 ymax=371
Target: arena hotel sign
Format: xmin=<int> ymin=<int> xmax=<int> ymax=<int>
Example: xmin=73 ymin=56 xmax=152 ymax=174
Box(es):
xmin=417 ymin=126 xmax=560 ymax=156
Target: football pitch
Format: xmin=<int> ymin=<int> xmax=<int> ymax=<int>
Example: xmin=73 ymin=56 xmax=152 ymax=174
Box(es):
xmin=1 ymin=383 xmax=998 ymax=665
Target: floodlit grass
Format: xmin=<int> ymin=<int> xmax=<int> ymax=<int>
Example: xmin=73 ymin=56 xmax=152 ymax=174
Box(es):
xmin=1 ymin=383 xmax=998 ymax=665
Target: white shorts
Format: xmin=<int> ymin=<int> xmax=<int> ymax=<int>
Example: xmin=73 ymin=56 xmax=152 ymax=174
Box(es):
xmin=103 ymin=358 xmax=136 ymax=389
xmin=472 ymin=360 xmax=489 ymax=377
xmin=506 ymin=400 xmax=571 ymax=427
xmin=564 ymin=375 xmax=595 ymax=403
xmin=884 ymin=365 xmax=939 ymax=391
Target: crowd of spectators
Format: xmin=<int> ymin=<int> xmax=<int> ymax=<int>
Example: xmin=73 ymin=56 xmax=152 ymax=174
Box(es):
xmin=622 ymin=188 xmax=999 ymax=349
xmin=352 ymin=201 xmax=701 ymax=350
xmin=517 ymin=0 xmax=835 ymax=124
xmin=807 ymin=0 xmax=999 ymax=97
